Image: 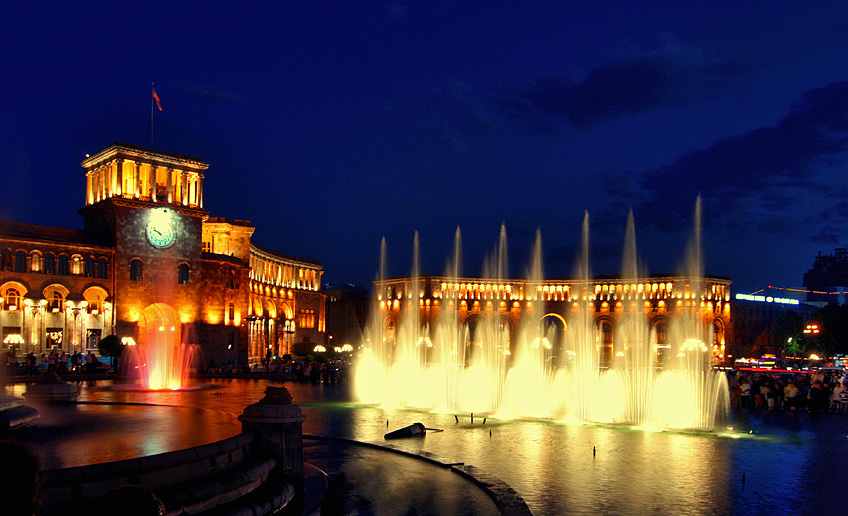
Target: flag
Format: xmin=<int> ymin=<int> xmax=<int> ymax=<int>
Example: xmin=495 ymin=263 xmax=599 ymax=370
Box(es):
xmin=152 ymin=87 xmax=163 ymax=111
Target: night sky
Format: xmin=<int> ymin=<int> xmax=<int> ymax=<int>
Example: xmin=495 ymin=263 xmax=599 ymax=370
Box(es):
xmin=2 ymin=2 xmax=847 ymax=294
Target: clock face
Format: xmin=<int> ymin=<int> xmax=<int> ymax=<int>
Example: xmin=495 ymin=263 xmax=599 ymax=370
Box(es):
xmin=146 ymin=219 xmax=176 ymax=249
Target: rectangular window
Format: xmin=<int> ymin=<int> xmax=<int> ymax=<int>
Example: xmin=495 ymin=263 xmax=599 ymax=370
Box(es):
xmin=2 ymin=327 xmax=22 ymax=350
xmin=58 ymin=256 xmax=69 ymax=275
xmin=86 ymin=329 xmax=101 ymax=350
xmin=14 ymin=252 xmax=27 ymax=273
xmin=97 ymin=259 xmax=108 ymax=279
xmin=46 ymin=328 xmax=63 ymax=348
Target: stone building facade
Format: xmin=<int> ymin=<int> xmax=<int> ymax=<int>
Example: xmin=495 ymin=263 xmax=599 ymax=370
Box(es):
xmin=324 ymin=283 xmax=371 ymax=349
xmin=374 ymin=274 xmax=733 ymax=365
xmin=0 ymin=142 xmax=324 ymax=367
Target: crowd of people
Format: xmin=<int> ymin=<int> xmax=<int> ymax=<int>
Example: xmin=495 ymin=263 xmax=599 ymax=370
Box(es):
xmin=255 ymin=357 xmax=351 ymax=385
xmin=4 ymin=349 xmax=845 ymax=415
xmin=2 ymin=350 xmax=102 ymax=378
xmin=728 ymin=369 xmax=847 ymax=414
xmin=199 ymin=356 xmax=351 ymax=385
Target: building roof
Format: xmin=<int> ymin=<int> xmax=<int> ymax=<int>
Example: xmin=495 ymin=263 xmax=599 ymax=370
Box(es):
xmin=81 ymin=141 xmax=209 ymax=171
xmin=0 ymin=219 xmax=109 ymax=248
xmin=250 ymin=240 xmax=321 ymax=267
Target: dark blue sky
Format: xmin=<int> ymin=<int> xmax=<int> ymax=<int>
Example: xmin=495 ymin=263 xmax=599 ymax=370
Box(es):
xmin=2 ymin=1 xmax=847 ymax=293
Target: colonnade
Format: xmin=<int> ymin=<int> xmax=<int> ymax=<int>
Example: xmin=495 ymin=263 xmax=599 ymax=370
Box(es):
xmin=85 ymin=158 xmax=204 ymax=208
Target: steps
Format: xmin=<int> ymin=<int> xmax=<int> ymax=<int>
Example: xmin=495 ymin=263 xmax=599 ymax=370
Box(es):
xmin=38 ymin=432 xmax=297 ymax=516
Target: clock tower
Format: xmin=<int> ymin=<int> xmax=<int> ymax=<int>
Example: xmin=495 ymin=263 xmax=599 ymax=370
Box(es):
xmin=78 ymin=142 xmax=209 ymax=338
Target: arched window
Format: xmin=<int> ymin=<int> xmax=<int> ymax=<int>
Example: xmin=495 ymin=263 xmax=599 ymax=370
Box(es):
xmin=656 ymin=321 xmax=669 ymax=347
xmin=97 ymin=258 xmax=108 ymax=278
xmin=713 ymin=322 xmax=722 ymax=347
xmin=57 ymin=255 xmax=70 ymax=275
xmin=29 ymin=252 xmax=42 ymax=272
xmin=49 ymin=290 xmax=65 ymax=312
xmin=178 ymin=263 xmax=191 ymax=284
xmin=227 ymin=269 xmax=236 ymax=289
xmin=3 ymin=288 xmax=22 ymax=310
xmin=84 ymin=257 xmax=95 ymax=276
xmin=83 ymin=287 xmax=108 ymax=314
xmin=44 ymin=253 xmax=55 ymax=274
xmin=298 ymin=308 xmax=316 ymax=329
xmin=385 ymin=318 xmax=396 ymax=343
xmin=14 ymin=251 xmax=27 ymax=272
xmin=130 ymin=258 xmax=143 ymax=281
xmin=598 ymin=320 xmax=614 ymax=364
xmin=88 ymin=294 xmax=103 ymax=313
xmin=600 ymin=321 xmax=613 ymax=344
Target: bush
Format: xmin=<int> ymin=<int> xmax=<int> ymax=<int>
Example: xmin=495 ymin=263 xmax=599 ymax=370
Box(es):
xmin=292 ymin=342 xmax=313 ymax=357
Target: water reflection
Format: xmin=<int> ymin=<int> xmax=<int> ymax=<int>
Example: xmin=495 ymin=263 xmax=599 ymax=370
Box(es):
xmin=5 ymin=379 xmax=846 ymax=515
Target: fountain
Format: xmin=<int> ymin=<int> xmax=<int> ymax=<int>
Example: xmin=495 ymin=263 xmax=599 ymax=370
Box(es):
xmin=354 ymin=200 xmax=730 ymax=431
xmin=120 ymin=303 xmax=203 ymax=390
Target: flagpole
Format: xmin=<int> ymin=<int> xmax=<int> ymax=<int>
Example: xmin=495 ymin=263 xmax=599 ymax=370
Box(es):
xmin=151 ymin=82 xmax=155 ymax=147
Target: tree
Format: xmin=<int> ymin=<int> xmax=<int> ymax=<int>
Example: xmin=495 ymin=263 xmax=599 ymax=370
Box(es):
xmin=97 ymin=335 xmax=124 ymax=374
xmin=814 ymin=304 xmax=848 ymax=356
xmin=97 ymin=334 xmax=124 ymax=358
xmin=292 ymin=342 xmax=313 ymax=357
xmin=772 ymin=310 xmax=804 ymax=356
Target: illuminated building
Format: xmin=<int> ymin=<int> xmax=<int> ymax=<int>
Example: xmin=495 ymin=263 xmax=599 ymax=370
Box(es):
xmin=804 ymin=248 xmax=848 ymax=305
xmin=375 ymin=274 xmax=732 ymax=365
xmin=729 ymin=290 xmax=816 ymax=359
xmin=0 ymin=142 xmax=324 ymax=366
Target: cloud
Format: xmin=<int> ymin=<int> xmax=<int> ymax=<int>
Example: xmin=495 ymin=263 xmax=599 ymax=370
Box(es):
xmin=629 ymin=80 xmax=848 ymax=235
xmin=386 ymin=80 xmax=502 ymax=156
xmin=498 ymin=33 xmax=747 ymax=131
xmin=178 ymin=82 xmax=245 ymax=103
xmin=386 ymin=3 xmax=410 ymax=22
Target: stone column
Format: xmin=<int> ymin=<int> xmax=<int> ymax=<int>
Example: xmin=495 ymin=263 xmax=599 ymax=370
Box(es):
xmin=105 ymin=162 xmax=113 ymax=198
xmin=115 ymin=159 xmax=124 ymax=196
xmin=181 ymin=171 xmax=188 ymax=205
xmin=95 ymin=167 xmax=102 ymax=202
xmin=239 ymin=386 xmax=306 ymax=479
xmin=86 ymin=171 xmax=93 ymax=204
xmin=198 ymin=173 xmax=204 ymax=208
xmin=149 ymin=165 xmax=156 ymax=201
xmin=135 ymin=162 xmax=142 ymax=198
xmin=166 ymin=167 xmax=173 ymax=203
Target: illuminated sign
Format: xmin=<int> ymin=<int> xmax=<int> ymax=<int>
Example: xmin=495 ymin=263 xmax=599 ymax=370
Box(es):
xmin=735 ymin=293 xmax=799 ymax=305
